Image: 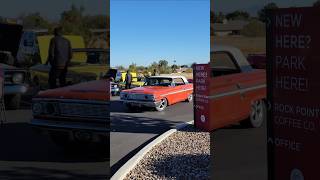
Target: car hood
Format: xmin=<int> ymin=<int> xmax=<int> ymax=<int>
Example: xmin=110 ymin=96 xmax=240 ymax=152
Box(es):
xmin=0 ymin=23 xmax=23 ymax=58
xmin=36 ymin=80 xmax=109 ymax=101
xmin=123 ymin=86 xmax=172 ymax=95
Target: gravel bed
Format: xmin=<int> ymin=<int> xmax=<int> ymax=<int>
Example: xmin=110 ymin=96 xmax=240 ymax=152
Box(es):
xmin=124 ymin=125 xmax=210 ymax=180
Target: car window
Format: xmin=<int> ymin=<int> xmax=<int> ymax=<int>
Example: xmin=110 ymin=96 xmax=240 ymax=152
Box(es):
xmin=145 ymin=78 xmax=173 ymax=86
xmin=210 ymin=51 xmax=241 ymax=77
xmin=211 ymin=52 xmax=237 ymax=69
xmin=173 ymin=78 xmax=185 ymax=86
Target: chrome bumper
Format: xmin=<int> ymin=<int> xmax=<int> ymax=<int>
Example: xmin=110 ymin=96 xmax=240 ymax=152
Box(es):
xmin=30 ymin=119 xmax=108 ymax=132
xmin=4 ymin=84 xmax=28 ymax=95
xmin=122 ymin=100 xmax=160 ymax=107
xmin=30 ymin=119 xmax=108 ymax=143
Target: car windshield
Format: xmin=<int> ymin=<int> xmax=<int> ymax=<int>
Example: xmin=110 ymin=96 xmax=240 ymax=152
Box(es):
xmin=145 ymin=78 xmax=173 ymax=86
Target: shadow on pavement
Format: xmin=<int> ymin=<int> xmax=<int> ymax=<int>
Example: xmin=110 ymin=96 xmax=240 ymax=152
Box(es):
xmin=110 ymin=114 xmax=184 ymax=175
xmin=109 ymin=100 xmax=152 ymax=113
xmin=0 ymin=122 xmax=107 ymax=163
xmin=111 ymin=114 xmax=182 ymax=134
xmin=110 ymin=134 xmax=159 ymax=176
xmin=0 ymin=166 xmax=107 ymax=180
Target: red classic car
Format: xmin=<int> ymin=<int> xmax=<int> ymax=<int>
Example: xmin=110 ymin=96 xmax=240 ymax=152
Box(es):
xmin=120 ymin=76 xmax=193 ymax=111
xmin=30 ymin=80 xmax=109 ymax=153
xmin=209 ymin=45 xmax=266 ymax=129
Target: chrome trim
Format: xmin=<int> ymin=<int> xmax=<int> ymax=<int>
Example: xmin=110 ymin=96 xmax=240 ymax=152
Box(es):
xmin=4 ymin=85 xmax=28 ymax=95
xmin=160 ymin=88 xmax=193 ymax=97
xmin=32 ymin=98 xmax=109 ymax=105
xmin=123 ymin=100 xmax=160 ymax=107
xmin=30 ymin=119 xmax=108 ymax=132
xmin=209 ymin=84 xmax=266 ymax=100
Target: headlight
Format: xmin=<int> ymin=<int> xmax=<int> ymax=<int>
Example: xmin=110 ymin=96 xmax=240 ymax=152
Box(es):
xmin=12 ymin=73 xmax=24 ymax=84
xmin=113 ymin=84 xmax=118 ymax=88
xmin=32 ymin=103 xmax=43 ymax=115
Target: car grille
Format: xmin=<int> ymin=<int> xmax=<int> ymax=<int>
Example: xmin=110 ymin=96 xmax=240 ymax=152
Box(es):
xmin=126 ymin=93 xmax=152 ymax=101
xmin=59 ymin=102 xmax=108 ymax=119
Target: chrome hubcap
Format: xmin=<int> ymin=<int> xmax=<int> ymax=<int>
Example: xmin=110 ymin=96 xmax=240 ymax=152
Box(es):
xmin=251 ymin=100 xmax=263 ymax=123
xmin=159 ymin=99 xmax=167 ymax=109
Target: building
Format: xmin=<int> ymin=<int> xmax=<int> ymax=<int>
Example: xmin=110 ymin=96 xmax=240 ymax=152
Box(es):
xmin=212 ymin=20 xmax=250 ymax=36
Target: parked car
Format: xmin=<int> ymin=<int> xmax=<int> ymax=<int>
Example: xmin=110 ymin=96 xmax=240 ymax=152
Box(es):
xmin=120 ymin=75 xmax=193 ymax=111
xmin=30 ymin=48 xmax=109 ymax=90
xmin=107 ymin=68 xmax=122 ymax=96
xmin=210 ymin=45 xmax=266 ymax=129
xmin=0 ymin=23 xmax=33 ymax=109
xmin=30 ymin=80 xmax=109 ymax=153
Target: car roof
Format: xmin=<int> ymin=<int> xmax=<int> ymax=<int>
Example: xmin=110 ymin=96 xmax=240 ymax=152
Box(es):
xmin=149 ymin=75 xmax=185 ymax=79
xmin=149 ymin=75 xmax=189 ymax=82
xmin=211 ymin=44 xmax=252 ymax=71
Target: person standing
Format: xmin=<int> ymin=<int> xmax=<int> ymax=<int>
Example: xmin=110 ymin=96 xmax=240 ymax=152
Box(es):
xmin=125 ymin=70 xmax=132 ymax=89
xmin=47 ymin=26 xmax=72 ymax=89
xmin=152 ymin=69 xmax=159 ymax=76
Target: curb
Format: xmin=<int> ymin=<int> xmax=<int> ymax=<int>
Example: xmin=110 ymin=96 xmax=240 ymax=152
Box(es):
xmin=110 ymin=120 xmax=194 ymax=180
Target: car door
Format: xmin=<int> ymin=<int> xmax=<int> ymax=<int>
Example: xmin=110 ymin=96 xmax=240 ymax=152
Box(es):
xmin=210 ymin=51 xmax=244 ymax=129
xmin=173 ymin=78 xmax=189 ymax=102
xmin=164 ymin=78 xmax=183 ymax=104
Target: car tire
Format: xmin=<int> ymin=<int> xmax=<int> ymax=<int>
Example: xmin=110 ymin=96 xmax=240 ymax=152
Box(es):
xmin=155 ymin=98 xmax=168 ymax=112
xmin=241 ymin=99 xmax=266 ymax=128
xmin=125 ymin=104 xmax=136 ymax=111
xmin=5 ymin=94 xmax=21 ymax=110
xmin=186 ymin=94 xmax=193 ymax=102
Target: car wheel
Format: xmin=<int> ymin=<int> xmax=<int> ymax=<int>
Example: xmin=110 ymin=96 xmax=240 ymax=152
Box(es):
xmin=155 ymin=98 xmax=168 ymax=111
xmin=241 ymin=99 xmax=266 ymax=128
xmin=5 ymin=94 xmax=21 ymax=110
xmin=125 ymin=104 xmax=136 ymax=111
xmin=186 ymin=94 xmax=193 ymax=102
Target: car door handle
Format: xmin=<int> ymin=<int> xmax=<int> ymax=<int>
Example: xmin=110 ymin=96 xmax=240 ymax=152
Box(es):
xmin=236 ymin=83 xmax=245 ymax=99
xmin=236 ymin=83 xmax=242 ymax=89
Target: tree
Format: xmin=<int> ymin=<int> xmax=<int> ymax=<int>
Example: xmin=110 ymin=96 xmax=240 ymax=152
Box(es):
xmin=19 ymin=12 xmax=50 ymax=29
xmin=171 ymin=64 xmax=179 ymax=73
xmin=211 ymin=12 xmax=225 ymax=23
xmin=314 ymin=0 xmax=320 ymax=7
xmin=115 ymin=65 xmax=126 ymax=71
xmin=128 ymin=63 xmax=137 ymax=72
xmin=258 ymin=3 xmax=278 ymax=22
xmin=226 ymin=11 xmax=250 ymax=20
xmin=241 ymin=19 xmax=266 ymax=37
xmin=60 ymin=4 xmax=90 ymax=42
xmin=158 ymin=60 xmax=170 ymax=74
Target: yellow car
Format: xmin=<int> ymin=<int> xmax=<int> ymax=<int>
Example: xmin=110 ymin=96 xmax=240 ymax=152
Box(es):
xmin=30 ymin=48 xmax=109 ymax=90
xmin=118 ymin=71 xmax=145 ymax=88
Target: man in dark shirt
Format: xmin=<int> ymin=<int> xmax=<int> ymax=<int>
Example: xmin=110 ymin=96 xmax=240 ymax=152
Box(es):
xmin=152 ymin=69 xmax=159 ymax=76
xmin=47 ymin=27 xmax=72 ymax=89
xmin=125 ymin=70 xmax=132 ymax=89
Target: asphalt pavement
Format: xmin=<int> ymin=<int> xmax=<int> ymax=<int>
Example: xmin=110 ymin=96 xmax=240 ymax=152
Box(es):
xmin=210 ymin=120 xmax=268 ymax=180
xmin=110 ymin=96 xmax=193 ymax=176
xmin=0 ymin=100 xmax=109 ymax=180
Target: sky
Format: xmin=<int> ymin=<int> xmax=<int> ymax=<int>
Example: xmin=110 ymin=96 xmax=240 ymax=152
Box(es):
xmin=110 ymin=0 xmax=210 ymax=67
xmin=212 ymin=0 xmax=316 ymax=15
xmin=0 ymin=0 xmax=109 ymax=21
